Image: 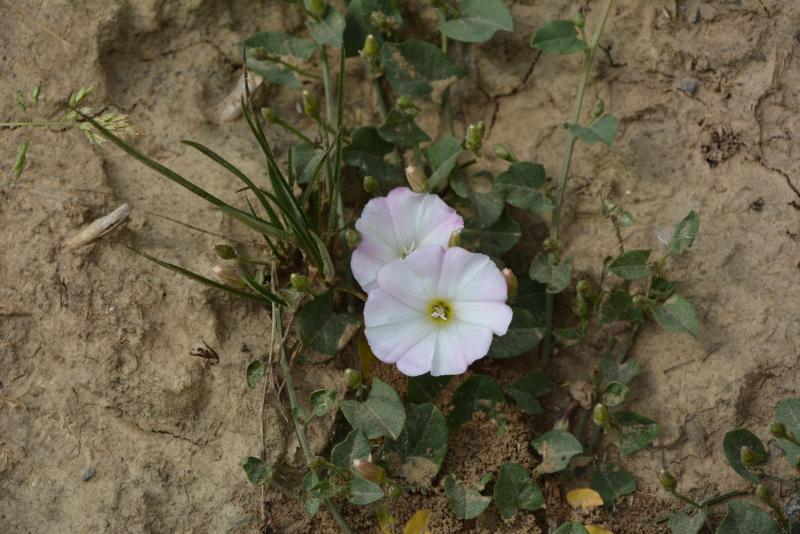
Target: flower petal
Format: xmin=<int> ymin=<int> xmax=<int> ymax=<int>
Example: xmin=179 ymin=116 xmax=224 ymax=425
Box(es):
xmin=376 ymin=246 xmax=445 ymax=311
xmin=416 ymin=194 xmax=464 ymax=248
xmin=365 ymin=316 xmax=435 ymax=364
xmin=437 ymin=247 xmax=507 ymax=303
xmin=429 ymin=323 xmax=493 ymax=376
xmin=363 ymin=287 xmax=420 ymax=327
xmin=454 ymin=302 xmax=513 ymax=335
xmin=395 ymin=330 xmax=438 ymax=376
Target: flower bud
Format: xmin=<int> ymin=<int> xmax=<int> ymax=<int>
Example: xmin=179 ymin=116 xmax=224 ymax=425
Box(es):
xmin=493 ymin=143 xmax=516 ymax=162
xmin=345 ymin=228 xmax=362 ymax=249
xmin=213 ymin=265 xmax=245 ymax=288
xmin=363 ymin=175 xmax=380 ymax=196
xmin=573 ymin=10 xmax=585 ymax=29
xmin=740 ymin=446 xmax=759 ymax=468
xmin=542 ymin=238 xmax=558 ymax=253
xmin=593 ymin=403 xmax=610 ymax=428
xmin=755 ymin=483 xmax=771 ymax=502
xmin=361 ymin=34 xmax=379 ymax=60
xmin=465 ymin=121 xmax=485 ymax=153
xmin=576 ymin=280 xmax=591 ymax=296
xmin=771 ymin=421 xmax=787 ymax=439
xmin=344 ymin=368 xmax=362 ymax=389
xmin=659 ymin=470 xmax=677 ymax=492
xmin=592 ymin=98 xmax=605 ymax=120
xmin=214 ymin=244 xmax=237 ymax=260
xmin=15 ymin=90 xmax=26 ymax=112
xmin=552 ymin=417 xmax=570 ymax=431
xmin=261 ymin=107 xmax=279 ymax=124
xmin=302 ymin=90 xmax=320 ymax=119
xmin=447 ymin=230 xmax=461 ymax=248
xmin=310 ymin=456 xmax=325 ymax=469
xmin=573 ymin=293 xmax=589 ymax=318
xmin=353 ymin=458 xmax=385 ymax=483
xmin=502 ymin=268 xmax=518 ymax=303
xmin=397 ymin=96 xmax=417 ymax=114
xmin=290 ymin=273 xmax=310 ymax=292
xmin=405 ymin=165 xmax=429 ymax=193
xmin=306 ymin=0 xmax=326 ymax=19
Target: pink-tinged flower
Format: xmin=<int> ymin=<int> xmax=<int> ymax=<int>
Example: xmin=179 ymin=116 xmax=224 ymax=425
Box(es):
xmin=351 ymin=187 xmax=463 ymax=292
xmin=364 ymin=246 xmax=512 ymax=376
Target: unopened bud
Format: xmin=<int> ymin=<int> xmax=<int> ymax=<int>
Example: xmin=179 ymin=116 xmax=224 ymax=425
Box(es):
xmin=552 ymin=417 xmax=570 ymax=431
xmin=261 ymin=107 xmax=279 ymax=124
xmin=592 ymin=98 xmax=605 ymax=120
xmin=344 ymin=368 xmax=362 ymax=389
xmin=573 ymin=10 xmax=585 ymax=29
xmin=574 ymin=293 xmax=589 ymax=318
xmin=302 ymin=90 xmax=320 ymax=119
xmin=290 ymin=273 xmax=310 ymax=292
xmin=771 ymin=421 xmax=787 ymax=439
xmin=15 ymin=90 xmax=26 ymax=112
xmin=405 ymin=165 xmax=429 ymax=193
xmin=363 ymin=175 xmax=380 ymax=196
xmin=214 ymin=244 xmax=237 ymax=260
xmin=213 ymin=265 xmax=245 ymax=288
xmin=361 ymin=34 xmax=379 ymax=60
xmin=542 ymin=238 xmax=558 ymax=253
xmin=345 ymin=228 xmax=362 ymax=249
xmin=576 ymin=280 xmax=591 ymax=295
xmin=659 ymin=470 xmax=677 ymax=492
xmin=306 ymin=0 xmax=326 ymax=19
xmin=353 ymin=458 xmax=385 ymax=483
xmin=465 ymin=121 xmax=485 ymax=153
xmin=502 ymin=268 xmax=518 ymax=303
xmin=593 ymin=403 xmax=609 ymax=428
xmin=31 ymin=82 xmax=42 ymax=104
xmin=740 ymin=446 xmax=759 ymax=468
xmin=493 ymin=143 xmax=516 ymax=162
xmin=447 ymin=230 xmax=461 ymax=248
xmin=755 ymin=484 xmax=771 ymax=502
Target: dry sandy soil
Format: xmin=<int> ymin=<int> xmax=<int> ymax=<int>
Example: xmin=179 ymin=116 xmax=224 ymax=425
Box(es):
xmin=1 ymin=0 xmax=799 ymax=532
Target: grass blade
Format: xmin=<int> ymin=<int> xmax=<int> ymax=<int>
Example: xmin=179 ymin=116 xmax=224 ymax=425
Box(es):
xmin=235 ymin=261 xmax=287 ymax=306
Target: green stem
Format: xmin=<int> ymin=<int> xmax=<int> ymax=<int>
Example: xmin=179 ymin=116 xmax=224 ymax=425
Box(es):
xmin=669 ymin=489 xmax=703 ymax=510
xmin=263 ymin=54 xmax=321 ymax=79
xmin=276 ymin=118 xmax=316 ymax=146
xmin=653 ymin=490 xmax=746 ymax=523
xmin=373 ymin=78 xmax=389 ymax=120
xmin=0 ymin=121 xmax=67 ymax=128
xmin=539 ymin=0 xmax=614 ymax=367
xmin=586 ymin=423 xmax=603 ymax=455
xmin=320 ymin=45 xmax=336 ymax=127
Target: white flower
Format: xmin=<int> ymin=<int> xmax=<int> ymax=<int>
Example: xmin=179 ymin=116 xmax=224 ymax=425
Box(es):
xmin=351 ymin=187 xmax=463 ymax=292
xmin=364 ymin=246 xmax=513 ymax=376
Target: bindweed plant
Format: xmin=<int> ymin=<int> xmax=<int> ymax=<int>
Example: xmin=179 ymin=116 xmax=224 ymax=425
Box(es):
xmin=9 ymin=0 xmax=721 ymax=531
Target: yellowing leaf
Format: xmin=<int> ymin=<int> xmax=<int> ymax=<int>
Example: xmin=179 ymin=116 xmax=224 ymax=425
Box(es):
xmin=357 ymin=334 xmax=376 ymax=380
xmin=377 ymin=505 xmax=395 ymax=534
xmin=585 ymin=526 xmax=613 ymax=534
xmin=403 ymin=509 xmax=432 ymax=534
xmin=566 ymin=488 xmax=604 ymax=510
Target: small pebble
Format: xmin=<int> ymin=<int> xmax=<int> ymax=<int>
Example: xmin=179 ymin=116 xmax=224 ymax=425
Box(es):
xmin=679 ymin=79 xmax=699 ymax=96
xmin=81 ymin=467 xmax=96 ymax=481
xmin=785 ymin=493 xmax=800 ymax=521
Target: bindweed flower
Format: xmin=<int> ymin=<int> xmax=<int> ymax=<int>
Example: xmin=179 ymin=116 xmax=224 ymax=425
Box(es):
xmin=351 ymin=187 xmax=463 ymax=292
xmin=363 ymin=246 xmax=512 ymax=376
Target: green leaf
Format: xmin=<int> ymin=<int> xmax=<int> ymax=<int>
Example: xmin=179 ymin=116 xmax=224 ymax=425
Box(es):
xmin=650 ymin=277 xmax=677 ymax=301
xmin=240 ymin=457 xmax=272 ymax=486
xmin=531 ymin=20 xmax=587 ymax=54
xmin=494 ymin=161 xmax=553 ymax=215
xmin=296 ymin=291 xmax=360 ymax=357
xmin=668 ymin=506 xmax=708 ymax=534
xmin=291 ymin=142 xmax=325 ymax=185
xmin=529 ymin=253 xmax=573 ymax=294
xmin=340 ymin=378 xmax=406 ymax=439
xmin=246 ymin=360 xmax=267 ymax=389
xmin=568 ymin=114 xmax=620 ymax=146
xmin=612 ymin=411 xmax=660 ymax=456
xmin=532 ymin=430 xmax=583 ymax=474
xmin=383 ymin=403 xmax=448 ymax=483
xmin=460 ymin=210 xmax=521 ymax=257
xmin=774 ymin=399 xmax=800 ymax=466
xmin=301 ymin=470 xmax=321 ymax=517
xmin=553 ymin=525 xmax=589 ymax=534
xmin=669 ymin=210 xmax=700 ymax=254
xmin=449 ymin=175 xmax=505 ymax=228
xmin=406 ymin=374 xmax=452 ymax=405
xmin=601 ymin=382 xmax=629 ymax=407
xmin=600 ymin=356 xmax=640 ymax=385
xmin=515 ymin=278 xmax=547 ymax=323
xmin=608 ymin=249 xmax=652 ymax=280
xmin=493 ymin=462 xmax=544 ymax=520
xmin=649 ymin=294 xmax=700 ymax=337
xmin=425 ymin=135 xmax=462 ymax=190
xmin=309 ymin=389 xmax=337 ymax=417
xmin=443 ymin=474 xmax=491 ymax=520
xmin=381 ymin=39 xmax=467 ymax=97
xmin=722 ymin=429 xmax=768 ymax=482
xmin=439 ymin=0 xmax=513 ymax=43
xmin=447 ymin=374 xmax=505 ymax=430
xmin=590 ymin=463 xmax=637 ymax=508
xmin=716 ymin=501 xmax=781 ymax=534
xmin=348 ymin=473 xmax=384 ymax=505
xmin=600 ymin=291 xmax=644 ymax=325
xmin=503 ymin=371 xmax=553 ymax=416
xmin=245 ymin=62 xmax=302 ymax=89
xmin=243 ymin=31 xmax=316 ymax=60
xmin=343 ymin=0 xmax=403 ymax=57
xmin=343 ymin=127 xmax=405 ymax=190
xmin=488 ymin=307 xmax=542 ymax=359
xmin=307 ymin=6 xmax=346 ymax=47
xmin=377 ymin=109 xmax=431 ymax=147
xmin=331 ymin=429 xmax=370 ymax=469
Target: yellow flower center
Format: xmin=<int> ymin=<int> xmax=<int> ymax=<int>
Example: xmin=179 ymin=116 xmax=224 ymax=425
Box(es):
xmin=400 ymin=241 xmax=416 ymax=259
xmin=428 ymin=300 xmax=453 ymax=324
